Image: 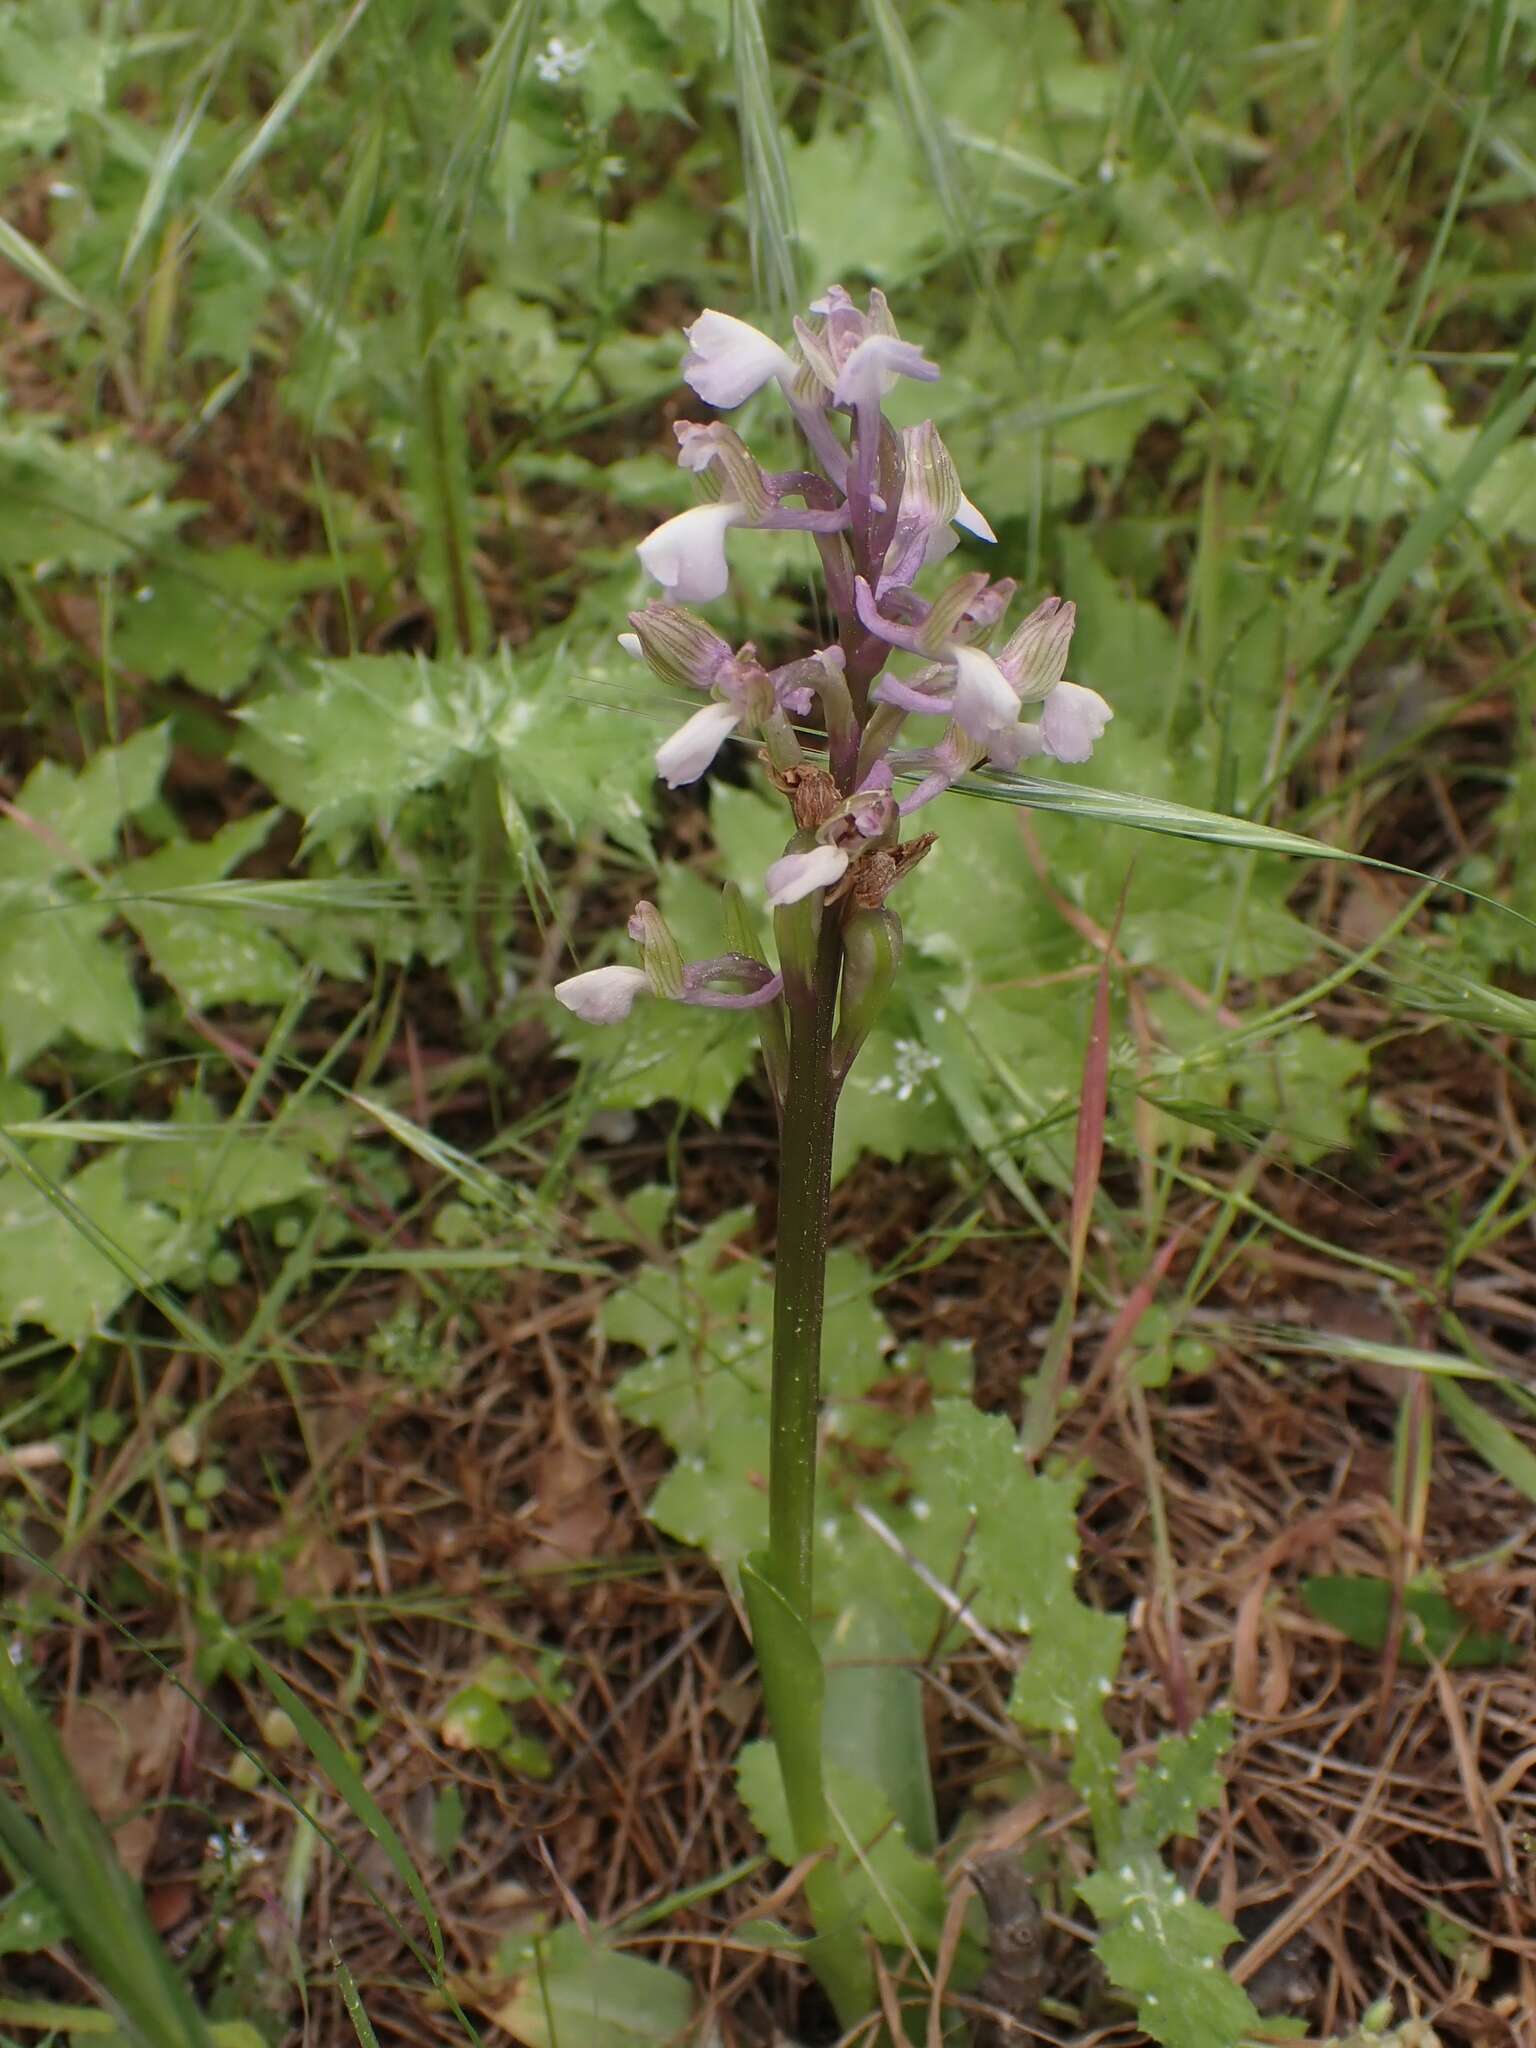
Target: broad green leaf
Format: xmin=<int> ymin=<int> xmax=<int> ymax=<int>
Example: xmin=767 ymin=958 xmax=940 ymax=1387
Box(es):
xmin=787 ymin=109 xmax=946 ymax=287
xmin=1078 ymin=1854 xmax=1258 ymax=2048
xmin=0 ymin=726 xmax=169 ymax=883
xmin=1010 ymin=1596 xmax=1126 ymax=1739
xmin=0 ymin=419 xmax=183 ymax=574
xmin=239 ymin=646 xmax=653 ymax=857
xmin=235 ymin=653 xmax=483 ymax=838
xmin=1433 ymin=1379 xmax=1536 ymax=1506
xmin=484 ymin=1924 xmax=693 ymax=2048
xmin=831 ymin=1010 xmax=964 ymax=1180
xmin=0 ymin=906 xmax=141 ymax=1072
xmin=116 ymin=548 xmax=343 ymax=699
xmin=823 ymin=1597 xmax=936 ymax=1853
xmin=0 ymin=10 xmax=112 ymax=156
xmin=126 ymin=1086 xmax=322 ymax=1234
xmin=736 ymin=1743 xmax=947 ymax=1953
xmin=1128 ymin=1713 xmax=1234 ymax=1850
xmin=0 ymin=1150 xmax=175 ymax=1342
xmin=1300 ymin=1576 xmax=1520 ymax=1667
xmin=117 ymin=813 xmax=300 ymax=1008
xmin=894 ymin=1402 xmax=1084 ymax=1636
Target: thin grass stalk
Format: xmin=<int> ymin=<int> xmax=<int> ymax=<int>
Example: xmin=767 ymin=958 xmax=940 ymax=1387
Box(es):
xmin=730 ymin=0 xmax=801 ymax=318
xmin=0 ymin=1653 xmax=214 ymax=2048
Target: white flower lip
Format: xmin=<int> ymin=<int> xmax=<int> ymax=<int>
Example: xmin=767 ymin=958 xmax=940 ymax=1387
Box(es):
xmin=764 ymin=843 xmax=851 ymax=907
xmin=955 ymin=494 xmax=996 ymax=543
xmin=985 ymin=721 xmax=1047 ymax=772
xmin=682 ymin=310 xmax=794 ymax=409
xmin=636 ymin=502 xmax=742 ymax=604
xmin=1040 ymin=680 xmax=1113 ymax=764
xmin=554 ymin=965 xmax=650 ymax=1024
xmin=950 ymin=645 xmax=1019 ymax=743
xmin=654 ymin=700 xmax=741 ymax=788
xmin=616 ymin=631 xmax=644 ymax=660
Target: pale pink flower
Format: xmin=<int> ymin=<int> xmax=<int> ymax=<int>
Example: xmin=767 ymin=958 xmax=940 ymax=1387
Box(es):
xmin=764 ymin=843 xmax=851 ymax=907
xmin=654 ymin=701 xmax=741 ymax=788
xmin=1039 ymin=680 xmax=1113 ymax=764
xmin=554 ymin=965 xmax=650 ymax=1024
xmin=950 ymin=646 xmax=1019 ymax=745
xmin=682 ymin=311 xmax=794 ymax=408
xmin=636 ymin=502 xmax=743 ymax=603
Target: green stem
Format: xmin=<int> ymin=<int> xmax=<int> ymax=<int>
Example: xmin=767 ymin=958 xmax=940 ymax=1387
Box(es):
xmin=756 ymin=911 xmax=877 ymax=2029
xmin=768 ymin=913 xmax=843 ymax=1621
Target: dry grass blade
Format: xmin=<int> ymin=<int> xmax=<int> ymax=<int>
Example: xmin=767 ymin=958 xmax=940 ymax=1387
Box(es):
xmin=1020 ymin=877 xmax=1124 ymax=1454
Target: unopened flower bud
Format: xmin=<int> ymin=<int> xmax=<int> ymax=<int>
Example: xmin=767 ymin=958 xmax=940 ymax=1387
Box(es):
xmin=627 ymin=900 xmax=686 ymax=998
xmin=835 ymin=908 xmax=903 ymax=1069
xmin=864 ymin=288 xmax=898 ymax=340
xmin=1000 ymin=596 xmax=1075 ymax=702
xmin=900 ymin=421 xmax=962 ymax=530
xmin=918 ymin=572 xmax=992 ymax=655
xmin=840 ymin=787 xmax=898 ymax=845
xmin=673 ymin=421 xmax=768 ymax=519
xmin=625 ymin=602 xmax=732 ymax=690
xmin=790 ymin=315 xmax=838 ymax=395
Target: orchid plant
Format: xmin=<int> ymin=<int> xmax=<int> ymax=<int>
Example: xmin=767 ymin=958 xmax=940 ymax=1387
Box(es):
xmin=556 ymin=289 xmax=1113 ymax=2026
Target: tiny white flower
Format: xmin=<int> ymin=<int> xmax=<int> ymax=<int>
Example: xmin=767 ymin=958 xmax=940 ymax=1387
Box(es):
xmin=1040 ymin=679 xmax=1113 ymax=763
xmin=636 ymin=501 xmax=743 ymax=603
xmin=764 ymin=842 xmax=850 ymax=907
xmin=950 ymin=645 xmax=1018 ymax=743
xmin=534 ymin=35 xmax=593 ymax=83
xmin=831 ymin=334 xmax=939 ymax=409
xmin=654 ymin=700 xmax=741 ymax=788
xmin=554 ymin=965 xmax=650 ymax=1025
xmin=682 ymin=310 xmax=795 ymax=409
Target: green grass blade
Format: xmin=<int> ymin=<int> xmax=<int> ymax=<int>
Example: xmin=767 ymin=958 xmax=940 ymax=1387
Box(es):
xmin=246 ymin=1652 xmax=444 ymax=1971
xmin=334 ymin=1955 xmax=384 ymax=2048
xmin=863 ymin=0 xmax=972 ymax=267
xmin=1324 ymin=371 xmax=1536 ymax=690
xmin=432 ymin=0 xmax=541 ymax=253
xmin=955 ymin=769 xmax=1359 ymax=857
xmin=0 ymin=1661 xmax=213 ymax=2048
xmin=1434 ymin=1379 xmax=1536 ymax=1505
xmin=0 ymin=213 xmax=105 ymax=327
xmin=730 ymin=0 xmax=800 ymax=317
xmin=0 ymin=1127 xmax=226 ymax=1364
xmin=205 ymin=0 xmax=376 ymax=222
